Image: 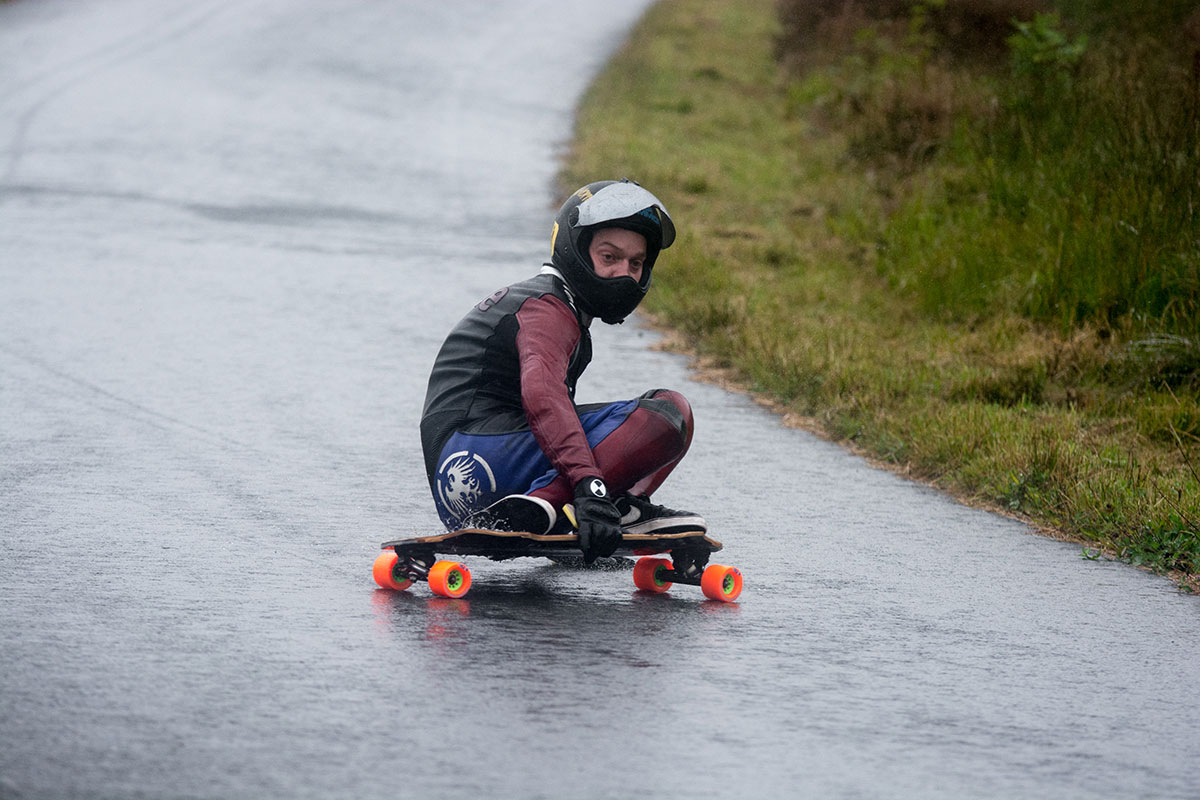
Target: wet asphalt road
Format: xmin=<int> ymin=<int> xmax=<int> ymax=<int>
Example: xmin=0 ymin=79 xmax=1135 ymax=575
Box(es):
xmin=2 ymin=2 xmax=1198 ymax=798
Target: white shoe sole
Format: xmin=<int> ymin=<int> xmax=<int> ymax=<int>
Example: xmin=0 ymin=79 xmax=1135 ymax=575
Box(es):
xmin=621 ymin=514 xmax=707 ymax=536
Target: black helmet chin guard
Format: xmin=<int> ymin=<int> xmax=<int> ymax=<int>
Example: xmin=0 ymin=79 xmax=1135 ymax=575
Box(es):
xmin=550 ymin=179 xmax=676 ymax=324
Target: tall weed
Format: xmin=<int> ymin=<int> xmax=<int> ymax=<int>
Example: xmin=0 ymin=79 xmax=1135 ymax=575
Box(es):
xmin=839 ymin=3 xmax=1200 ymax=343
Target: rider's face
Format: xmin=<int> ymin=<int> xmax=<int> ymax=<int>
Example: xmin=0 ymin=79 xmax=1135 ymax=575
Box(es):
xmin=588 ymin=228 xmax=647 ymax=283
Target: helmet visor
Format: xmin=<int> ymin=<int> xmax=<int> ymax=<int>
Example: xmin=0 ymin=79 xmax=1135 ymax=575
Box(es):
xmin=575 ymin=182 xmax=675 ymax=248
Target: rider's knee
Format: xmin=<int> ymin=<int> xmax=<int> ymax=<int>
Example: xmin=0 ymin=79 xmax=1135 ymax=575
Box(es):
xmin=638 ymin=389 xmax=693 ymax=443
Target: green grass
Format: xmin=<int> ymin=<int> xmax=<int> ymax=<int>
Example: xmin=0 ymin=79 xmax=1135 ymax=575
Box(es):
xmin=562 ymin=0 xmax=1199 ymax=588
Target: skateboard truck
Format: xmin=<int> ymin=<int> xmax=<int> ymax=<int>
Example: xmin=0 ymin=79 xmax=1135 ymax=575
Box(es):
xmin=643 ymin=547 xmax=711 ymax=586
xmin=374 ymin=548 xmax=473 ymax=599
xmin=626 ymin=546 xmax=741 ymax=600
xmin=395 ymin=549 xmax=435 ymax=583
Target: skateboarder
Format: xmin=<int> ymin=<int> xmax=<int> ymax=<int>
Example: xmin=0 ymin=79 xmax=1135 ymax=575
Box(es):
xmin=419 ymin=179 xmax=705 ymax=562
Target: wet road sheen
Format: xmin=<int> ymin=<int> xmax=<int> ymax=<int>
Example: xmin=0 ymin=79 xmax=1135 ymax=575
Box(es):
xmin=2 ymin=2 xmax=1198 ymax=799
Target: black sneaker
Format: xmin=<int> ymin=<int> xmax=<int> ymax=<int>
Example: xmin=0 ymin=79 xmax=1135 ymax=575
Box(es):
xmin=615 ymin=494 xmax=707 ymax=535
xmin=462 ymin=494 xmax=556 ymax=534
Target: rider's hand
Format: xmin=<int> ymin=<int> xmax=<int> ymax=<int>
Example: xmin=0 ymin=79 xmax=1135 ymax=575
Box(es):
xmin=572 ymin=476 xmax=622 ymax=564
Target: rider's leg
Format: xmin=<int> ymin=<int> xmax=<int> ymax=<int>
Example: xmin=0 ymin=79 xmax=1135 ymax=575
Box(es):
xmin=624 ymin=390 xmax=694 ymax=497
xmin=528 ymin=389 xmax=693 ymax=508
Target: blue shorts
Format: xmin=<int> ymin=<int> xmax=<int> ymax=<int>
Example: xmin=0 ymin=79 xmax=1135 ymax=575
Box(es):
xmin=430 ymin=399 xmax=638 ymax=529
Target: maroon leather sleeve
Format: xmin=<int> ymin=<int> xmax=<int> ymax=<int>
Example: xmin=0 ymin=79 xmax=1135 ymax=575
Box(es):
xmin=515 ymin=295 xmax=599 ymax=486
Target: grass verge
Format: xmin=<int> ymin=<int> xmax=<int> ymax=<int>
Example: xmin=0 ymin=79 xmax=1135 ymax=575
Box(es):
xmin=561 ymin=0 xmax=1199 ymax=590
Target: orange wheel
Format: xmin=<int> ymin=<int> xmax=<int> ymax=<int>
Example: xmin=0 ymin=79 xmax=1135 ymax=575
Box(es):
xmin=373 ymin=551 xmax=413 ymax=591
xmin=427 ymin=560 xmax=472 ymax=598
xmin=633 ymin=557 xmax=673 ymax=593
xmin=700 ymin=564 xmax=743 ymax=602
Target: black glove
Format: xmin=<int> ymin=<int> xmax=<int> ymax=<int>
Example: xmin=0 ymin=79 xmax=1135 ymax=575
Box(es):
xmin=572 ymin=476 xmax=622 ymax=563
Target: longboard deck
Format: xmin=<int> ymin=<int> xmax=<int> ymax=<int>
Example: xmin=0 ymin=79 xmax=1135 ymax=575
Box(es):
xmin=374 ymin=527 xmax=741 ymax=601
xmin=381 ymin=527 xmax=722 ymax=561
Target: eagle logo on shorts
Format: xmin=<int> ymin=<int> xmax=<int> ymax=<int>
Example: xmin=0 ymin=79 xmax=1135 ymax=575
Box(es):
xmin=436 ymin=451 xmax=497 ymax=522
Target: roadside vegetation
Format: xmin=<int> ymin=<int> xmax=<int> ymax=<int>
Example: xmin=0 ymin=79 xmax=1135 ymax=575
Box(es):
xmin=562 ymin=0 xmax=1200 ymax=588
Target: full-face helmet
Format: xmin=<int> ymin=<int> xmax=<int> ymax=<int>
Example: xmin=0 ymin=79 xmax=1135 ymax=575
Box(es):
xmin=550 ymin=179 xmax=676 ymax=324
